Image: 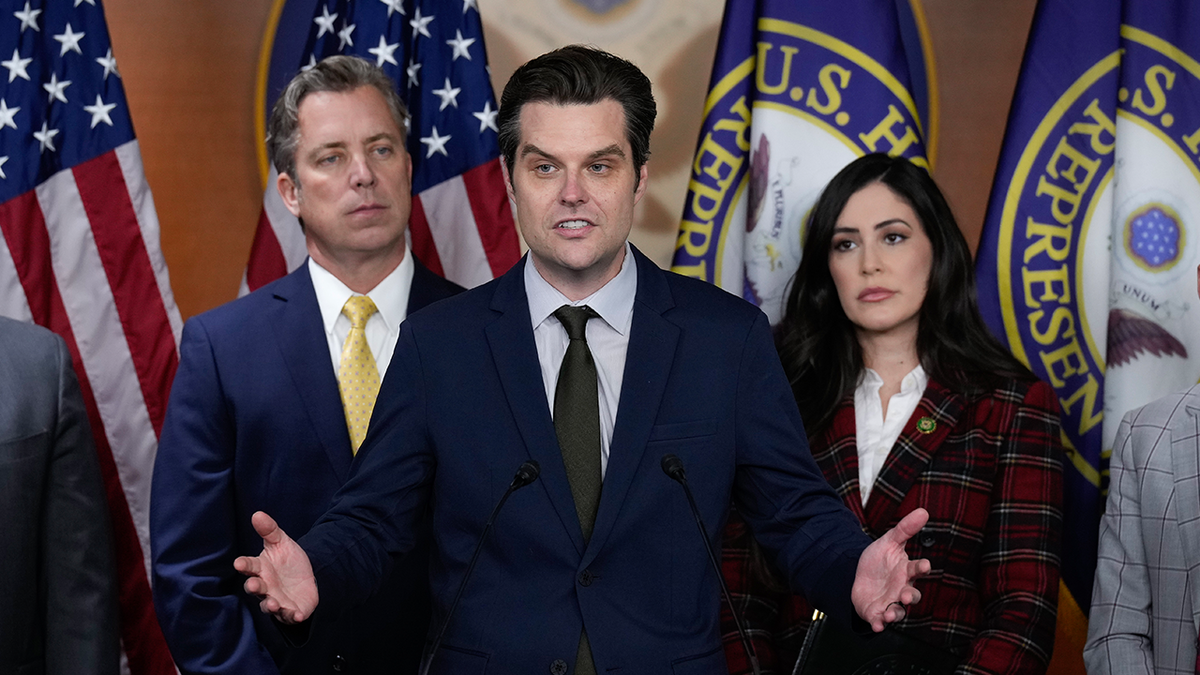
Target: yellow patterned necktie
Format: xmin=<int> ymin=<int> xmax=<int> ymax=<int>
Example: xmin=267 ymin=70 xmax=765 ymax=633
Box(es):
xmin=338 ymin=295 xmax=381 ymax=454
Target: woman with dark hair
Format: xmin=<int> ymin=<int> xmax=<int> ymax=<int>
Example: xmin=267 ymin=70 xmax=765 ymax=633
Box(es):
xmin=721 ymin=153 xmax=1063 ymax=674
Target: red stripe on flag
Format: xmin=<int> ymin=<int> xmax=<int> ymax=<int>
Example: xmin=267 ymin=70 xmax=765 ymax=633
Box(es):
xmin=409 ymin=194 xmax=445 ymax=277
xmin=73 ymin=152 xmax=178 ymax=437
xmin=0 ymin=192 xmax=177 ymax=675
xmin=462 ymin=158 xmax=520 ymax=278
xmin=247 ymin=208 xmax=288 ymax=292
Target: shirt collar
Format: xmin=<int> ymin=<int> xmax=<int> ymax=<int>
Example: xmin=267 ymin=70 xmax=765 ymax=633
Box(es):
xmin=524 ymin=242 xmax=637 ymax=335
xmin=858 ymin=364 xmax=928 ymax=395
xmin=308 ymin=246 xmax=414 ymax=334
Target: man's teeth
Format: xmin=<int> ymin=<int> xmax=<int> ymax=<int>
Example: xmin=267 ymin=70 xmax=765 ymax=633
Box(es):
xmin=558 ymin=220 xmax=589 ymax=230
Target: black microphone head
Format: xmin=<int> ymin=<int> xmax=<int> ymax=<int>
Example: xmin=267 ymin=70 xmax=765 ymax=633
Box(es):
xmin=512 ymin=460 xmax=540 ymax=489
xmin=661 ymin=454 xmax=686 ymax=483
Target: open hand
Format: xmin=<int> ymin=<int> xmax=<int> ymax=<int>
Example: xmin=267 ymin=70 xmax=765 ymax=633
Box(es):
xmin=233 ymin=511 xmax=319 ymax=624
xmin=850 ymin=507 xmax=932 ymax=632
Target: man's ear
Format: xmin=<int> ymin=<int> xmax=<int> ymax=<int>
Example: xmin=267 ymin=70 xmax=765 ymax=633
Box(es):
xmin=277 ymin=172 xmax=301 ymax=217
xmin=500 ymin=161 xmax=516 ymax=202
xmin=633 ymin=162 xmax=649 ymax=205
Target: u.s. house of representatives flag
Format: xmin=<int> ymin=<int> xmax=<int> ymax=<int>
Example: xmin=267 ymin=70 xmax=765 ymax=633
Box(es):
xmin=977 ymin=0 xmax=1200 ymax=645
xmin=244 ymin=0 xmax=519 ymax=293
xmin=671 ymin=0 xmax=935 ymax=323
xmin=0 ymin=0 xmax=180 ymax=673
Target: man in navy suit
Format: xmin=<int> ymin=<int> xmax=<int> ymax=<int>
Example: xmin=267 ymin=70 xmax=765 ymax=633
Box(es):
xmin=236 ymin=46 xmax=929 ymax=674
xmin=151 ymin=56 xmax=461 ymax=674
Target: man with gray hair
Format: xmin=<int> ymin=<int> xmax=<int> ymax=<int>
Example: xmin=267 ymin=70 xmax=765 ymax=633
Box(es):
xmin=151 ymin=55 xmax=461 ymax=674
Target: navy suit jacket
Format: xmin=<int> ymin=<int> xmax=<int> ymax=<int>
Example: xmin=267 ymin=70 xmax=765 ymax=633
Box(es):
xmin=151 ymin=259 xmax=461 ymax=675
xmin=301 ymin=248 xmax=870 ymax=675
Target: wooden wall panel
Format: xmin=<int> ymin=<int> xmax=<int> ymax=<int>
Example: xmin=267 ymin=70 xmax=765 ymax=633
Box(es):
xmin=104 ymin=0 xmax=271 ymax=319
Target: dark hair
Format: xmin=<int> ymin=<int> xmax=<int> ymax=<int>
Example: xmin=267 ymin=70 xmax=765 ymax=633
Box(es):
xmin=777 ymin=153 xmax=1034 ymax=434
xmin=267 ymin=55 xmax=409 ymax=183
xmin=497 ymin=44 xmax=656 ymax=177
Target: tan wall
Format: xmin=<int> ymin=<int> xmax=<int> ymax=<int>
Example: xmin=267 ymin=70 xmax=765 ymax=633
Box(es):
xmin=105 ymin=1 xmax=1086 ymax=671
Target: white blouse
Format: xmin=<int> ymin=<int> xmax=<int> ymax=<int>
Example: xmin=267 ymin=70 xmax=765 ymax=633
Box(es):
xmin=854 ymin=365 xmax=928 ymax=505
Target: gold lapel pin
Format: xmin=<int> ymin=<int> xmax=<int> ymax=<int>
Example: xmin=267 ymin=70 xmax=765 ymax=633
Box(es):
xmin=916 ymin=416 xmax=936 ymax=434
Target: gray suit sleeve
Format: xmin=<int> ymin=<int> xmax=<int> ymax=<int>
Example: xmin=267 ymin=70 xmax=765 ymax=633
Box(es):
xmin=1084 ymin=410 xmax=1157 ymax=675
xmin=42 ymin=335 xmax=121 ymax=675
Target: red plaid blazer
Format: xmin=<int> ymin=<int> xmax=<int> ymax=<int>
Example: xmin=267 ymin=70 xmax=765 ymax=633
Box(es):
xmin=721 ymin=377 xmax=1064 ymax=675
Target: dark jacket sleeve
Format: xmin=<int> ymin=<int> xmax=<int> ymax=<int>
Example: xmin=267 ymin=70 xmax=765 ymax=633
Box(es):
xmin=151 ymin=318 xmax=282 ymax=674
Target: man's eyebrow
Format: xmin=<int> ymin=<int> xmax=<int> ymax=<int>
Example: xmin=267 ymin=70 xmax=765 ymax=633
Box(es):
xmin=518 ymin=143 xmax=627 ymax=163
xmin=306 ymin=141 xmax=346 ymax=159
xmin=364 ymin=132 xmax=400 ymax=144
xmin=519 ymin=143 xmax=554 ymax=161
xmin=587 ymin=144 xmax=625 ymax=161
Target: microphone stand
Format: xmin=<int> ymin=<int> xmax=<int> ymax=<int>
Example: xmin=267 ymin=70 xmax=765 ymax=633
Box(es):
xmin=662 ymin=453 xmax=762 ymax=675
xmin=417 ymin=460 xmax=540 ymax=675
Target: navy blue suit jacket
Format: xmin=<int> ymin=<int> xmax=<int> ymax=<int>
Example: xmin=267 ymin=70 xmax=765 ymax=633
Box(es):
xmin=301 ymin=248 xmax=870 ymax=675
xmin=151 ymin=259 xmax=461 ymax=675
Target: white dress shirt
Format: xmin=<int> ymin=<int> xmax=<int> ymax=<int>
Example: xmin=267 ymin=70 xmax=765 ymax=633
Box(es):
xmin=854 ymin=364 xmax=928 ymax=505
xmin=525 ymin=243 xmax=637 ymax=479
xmin=308 ymin=249 xmax=414 ymax=379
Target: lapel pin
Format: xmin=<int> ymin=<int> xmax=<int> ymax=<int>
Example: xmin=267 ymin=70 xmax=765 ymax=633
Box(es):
xmin=916 ymin=416 xmax=936 ymax=434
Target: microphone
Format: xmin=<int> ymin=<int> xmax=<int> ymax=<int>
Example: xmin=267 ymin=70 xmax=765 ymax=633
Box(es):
xmin=418 ymin=460 xmax=540 ymax=675
xmin=661 ymin=454 xmax=762 ymax=675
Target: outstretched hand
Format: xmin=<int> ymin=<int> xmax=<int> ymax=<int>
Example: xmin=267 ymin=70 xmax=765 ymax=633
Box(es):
xmin=233 ymin=511 xmax=319 ymax=624
xmin=851 ymin=507 xmax=932 ymax=632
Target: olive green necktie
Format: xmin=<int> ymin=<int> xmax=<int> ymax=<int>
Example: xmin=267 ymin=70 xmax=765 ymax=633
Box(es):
xmin=337 ymin=296 xmax=381 ymax=455
xmin=552 ymin=304 xmax=601 ymax=675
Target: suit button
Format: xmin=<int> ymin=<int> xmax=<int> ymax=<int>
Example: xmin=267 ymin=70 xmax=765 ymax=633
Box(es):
xmin=332 ymin=655 xmax=346 ymax=672
xmin=578 ymin=569 xmax=593 ymax=586
xmin=550 ymin=658 xmax=568 ymax=675
xmin=919 ymin=532 xmax=936 ymax=548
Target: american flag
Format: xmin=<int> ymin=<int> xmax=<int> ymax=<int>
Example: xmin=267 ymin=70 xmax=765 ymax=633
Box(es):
xmin=244 ymin=0 xmax=519 ymax=293
xmin=0 ymin=0 xmax=180 ymax=673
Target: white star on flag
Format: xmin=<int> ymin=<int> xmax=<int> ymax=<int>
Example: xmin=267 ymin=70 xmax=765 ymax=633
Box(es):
xmin=421 ymin=126 xmax=451 ymax=158
xmin=446 ymin=29 xmax=475 ymax=61
xmin=0 ymin=156 xmax=7 ymax=179
xmin=84 ymin=95 xmax=117 ymax=128
xmin=14 ymin=1 xmax=41 ymax=32
xmin=337 ymin=21 xmax=356 ymax=49
xmin=473 ymin=101 xmax=498 ymax=133
xmin=3 ymin=49 xmax=31 ymax=82
xmin=33 ymin=121 xmax=59 ymax=152
xmin=96 ymin=48 xmax=119 ymax=79
xmin=301 ymin=54 xmax=317 ymax=71
xmin=368 ymin=36 xmax=400 ymax=67
xmin=54 ymin=23 xmax=85 ymax=56
xmin=73 ymin=0 xmax=96 ymax=6
xmin=410 ymin=7 xmax=434 ymax=38
xmin=0 ymin=99 xmax=18 ymax=130
xmin=432 ymin=77 xmax=461 ymax=110
xmin=379 ymin=0 xmax=405 ymax=18
xmin=463 ymin=0 xmax=478 ymax=14
xmin=406 ymin=60 xmax=421 ymax=87
xmin=43 ymin=73 xmax=71 ymax=104
xmin=314 ymin=6 xmax=337 ymax=38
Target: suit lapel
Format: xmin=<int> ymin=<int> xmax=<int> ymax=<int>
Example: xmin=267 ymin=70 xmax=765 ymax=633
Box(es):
xmin=814 ymin=402 xmax=867 ymax=523
xmin=863 ymin=379 xmax=961 ymax=529
xmin=583 ymin=250 xmax=679 ymax=565
xmin=268 ymin=264 xmax=354 ymax=481
xmin=1169 ymin=388 xmax=1200 ymax=631
xmin=484 ymin=258 xmax=589 ymax=556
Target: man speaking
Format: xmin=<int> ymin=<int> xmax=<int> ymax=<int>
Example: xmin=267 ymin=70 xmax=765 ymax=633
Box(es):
xmin=237 ymin=45 xmax=929 ymax=674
